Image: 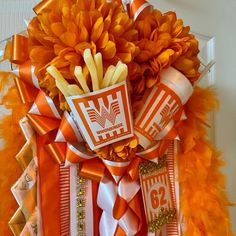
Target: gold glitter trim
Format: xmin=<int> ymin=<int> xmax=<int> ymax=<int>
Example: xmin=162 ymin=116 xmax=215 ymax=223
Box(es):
xmin=148 ymin=208 xmax=176 ymax=232
xmin=139 ymin=155 xmax=167 ymax=175
xmin=77 ymin=176 xmax=86 ymax=236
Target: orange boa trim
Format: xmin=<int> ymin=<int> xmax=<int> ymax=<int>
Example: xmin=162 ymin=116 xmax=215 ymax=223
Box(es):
xmin=178 ymin=87 xmax=234 ymax=235
xmin=0 ymin=72 xmax=29 ymax=235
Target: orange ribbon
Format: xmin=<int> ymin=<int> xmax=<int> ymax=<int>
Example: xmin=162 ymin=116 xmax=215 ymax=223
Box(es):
xmin=33 ymin=0 xmax=55 ymax=14
xmin=14 ymin=77 xmax=38 ymax=103
xmin=11 ymin=35 xmax=29 ymax=64
xmin=79 ymin=159 xmax=106 ymax=182
xmin=45 ymin=142 xmax=67 ymax=164
xmin=37 ymin=135 xmax=61 ymax=236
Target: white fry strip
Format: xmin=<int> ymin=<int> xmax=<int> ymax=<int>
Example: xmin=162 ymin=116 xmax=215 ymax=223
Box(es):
xmin=67 ymin=84 xmax=84 ymax=96
xmin=101 ymin=65 xmax=116 ymax=88
xmin=117 ymin=64 xmax=128 ymax=83
xmin=94 ymin=53 xmax=103 ymax=86
xmin=83 ymin=49 xmax=99 ymax=91
xmin=74 ymin=66 xmax=90 ymax=94
xmin=47 ymin=65 xmax=70 ymax=97
xmin=110 ymin=63 xmax=128 ymax=85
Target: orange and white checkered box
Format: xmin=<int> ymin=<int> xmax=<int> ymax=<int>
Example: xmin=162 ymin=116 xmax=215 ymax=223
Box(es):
xmin=66 ymin=81 xmax=133 ymax=150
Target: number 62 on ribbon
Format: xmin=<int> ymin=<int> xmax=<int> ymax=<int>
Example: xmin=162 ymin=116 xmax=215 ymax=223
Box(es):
xmin=139 ymin=161 xmax=174 ymax=226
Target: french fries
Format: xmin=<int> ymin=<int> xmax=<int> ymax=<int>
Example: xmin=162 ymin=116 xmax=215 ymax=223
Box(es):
xmin=46 ymin=65 xmax=70 ymax=97
xmin=47 ymin=48 xmax=129 ymax=97
xmin=101 ymin=65 xmax=116 ymax=88
xmin=74 ymin=66 xmax=90 ymax=93
xmin=94 ymin=52 xmax=103 ymax=86
xmin=84 ymin=49 xmax=99 ymax=91
xmin=67 ymin=84 xmax=84 ymax=96
xmin=110 ymin=62 xmax=128 ymax=85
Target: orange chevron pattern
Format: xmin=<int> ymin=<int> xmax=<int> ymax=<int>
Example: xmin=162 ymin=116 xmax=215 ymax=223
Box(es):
xmin=87 ymin=100 xmax=120 ymax=128
xmin=67 ymin=81 xmax=133 ymax=150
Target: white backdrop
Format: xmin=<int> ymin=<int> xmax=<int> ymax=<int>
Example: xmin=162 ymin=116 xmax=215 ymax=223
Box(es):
xmin=0 ymin=0 xmax=235 ymax=232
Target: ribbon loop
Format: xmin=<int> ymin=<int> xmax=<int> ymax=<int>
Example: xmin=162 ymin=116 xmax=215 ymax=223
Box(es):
xmin=55 ymin=111 xmax=83 ymax=143
xmin=11 ymin=35 xmax=29 ymax=64
xmin=33 ymin=0 xmax=55 ymax=14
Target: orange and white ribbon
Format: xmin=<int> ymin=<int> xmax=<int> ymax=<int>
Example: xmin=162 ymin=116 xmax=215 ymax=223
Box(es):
xmin=13 ymin=60 xmax=40 ymax=89
xmin=163 ymin=140 xmax=180 ymax=236
xmin=29 ymin=90 xmax=61 ymax=119
xmin=119 ymin=0 xmax=152 ymax=20
xmin=65 ymin=143 xmax=97 ymax=166
xmin=55 ymin=111 xmax=83 ymax=143
xmin=129 ymin=0 xmax=152 ymax=20
xmin=59 ymin=164 xmax=71 ymax=236
xmin=70 ymin=167 xmax=94 ymax=236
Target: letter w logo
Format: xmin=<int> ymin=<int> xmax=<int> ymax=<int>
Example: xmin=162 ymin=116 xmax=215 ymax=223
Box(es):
xmin=87 ymin=100 xmax=120 ymax=128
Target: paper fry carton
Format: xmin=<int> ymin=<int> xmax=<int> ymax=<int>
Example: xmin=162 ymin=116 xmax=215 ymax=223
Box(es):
xmin=66 ymin=81 xmax=133 ymax=150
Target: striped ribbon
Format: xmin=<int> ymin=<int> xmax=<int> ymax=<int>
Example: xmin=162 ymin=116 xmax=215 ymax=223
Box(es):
xmin=119 ymin=0 xmax=152 ymax=20
xmin=59 ymin=164 xmax=71 ymax=236
xmin=163 ymin=140 xmax=180 ymax=236
xmin=29 ymin=90 xmax=61 ymax=119
xmin=13 ymin=60 xmax=40 ymax=89
xmin=55 ymin=111 xmax=83 ymax=143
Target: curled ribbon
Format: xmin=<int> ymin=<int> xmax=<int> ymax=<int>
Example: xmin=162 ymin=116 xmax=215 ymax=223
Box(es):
xmin=118 ymin=0 xmax=152 ymax=20
xmin=33 ymin=0 xmax=55 ymax=14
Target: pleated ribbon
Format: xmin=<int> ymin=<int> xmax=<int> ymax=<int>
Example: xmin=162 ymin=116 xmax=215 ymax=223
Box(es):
xmin=9 ymin=117 xmax=39 ymax=236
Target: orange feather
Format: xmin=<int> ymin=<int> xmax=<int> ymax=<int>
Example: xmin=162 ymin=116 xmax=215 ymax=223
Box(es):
xmin=0 ymin=72 xmax=29 ymax=235
xmin=177 ymin=87 xmax=234 ymax=236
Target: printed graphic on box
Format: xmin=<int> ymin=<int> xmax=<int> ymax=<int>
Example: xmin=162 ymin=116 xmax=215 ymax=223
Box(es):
xmin=134 ymin=67 xmax=193 ymax=149
xmin=66 ymin=81 xmax=133 ymax=150
xmin=134 ymin=84 xmax=182 ymax=148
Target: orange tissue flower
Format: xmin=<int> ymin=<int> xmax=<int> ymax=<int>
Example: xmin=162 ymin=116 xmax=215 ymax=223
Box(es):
xmin=28 ymin=0 xmax=139 ymax=102
xmin=131 ymin=9 xmax=200 ymax=96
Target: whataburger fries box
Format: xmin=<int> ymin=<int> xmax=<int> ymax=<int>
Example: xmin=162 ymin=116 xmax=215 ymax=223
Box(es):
xmin=66 ymin=80 xmax=133 ymax=150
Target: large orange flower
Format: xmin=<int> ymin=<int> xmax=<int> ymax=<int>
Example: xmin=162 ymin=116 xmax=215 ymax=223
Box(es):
xmin=130 ymin=9 xmax=200 ymax=98
xmin=28 ymin=0 xmax=139 ymax=105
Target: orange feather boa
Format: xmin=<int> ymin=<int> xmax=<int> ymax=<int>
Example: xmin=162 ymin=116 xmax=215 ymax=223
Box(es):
xmin=177 ymin=87 xmax=234 ymax=235
xmin=0 ymin=72 xmax=29 ymax=235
